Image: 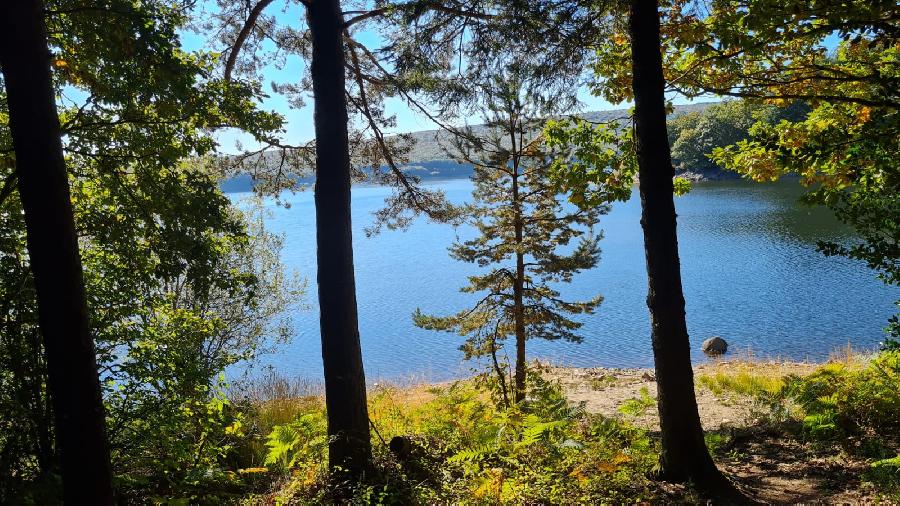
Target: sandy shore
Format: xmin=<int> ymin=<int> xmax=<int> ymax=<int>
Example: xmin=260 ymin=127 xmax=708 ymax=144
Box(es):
xmin=537 ymin=359 xmax=821 ymax=431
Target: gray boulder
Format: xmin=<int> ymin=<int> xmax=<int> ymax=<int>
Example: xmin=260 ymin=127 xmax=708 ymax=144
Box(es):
xmin=701 ymin=336 xmax=728 ymax=356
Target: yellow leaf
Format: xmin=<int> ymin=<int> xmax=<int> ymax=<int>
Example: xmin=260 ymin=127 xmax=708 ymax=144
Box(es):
xmin=237 ymin=467 xmax=268 ymax=474
xmin=858 ymin=106 xmax=872 ymax=123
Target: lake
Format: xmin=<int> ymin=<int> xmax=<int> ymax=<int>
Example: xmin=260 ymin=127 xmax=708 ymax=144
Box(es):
xmin=231 ymin=178 xmax=898 ymax=382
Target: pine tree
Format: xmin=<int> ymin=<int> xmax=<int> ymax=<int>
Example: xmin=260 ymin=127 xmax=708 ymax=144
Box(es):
xmin=210 ymin=0 xmax=469 ymax=476
xmin=306 ymin=0 xmax=372 ymax=477
xmin=414 ymin=70 xmax=603 ymax=404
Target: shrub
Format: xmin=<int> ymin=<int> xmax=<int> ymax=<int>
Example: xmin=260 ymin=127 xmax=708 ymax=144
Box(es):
xmin=250 ymin=373 xmax=661 ymax=504
xmin=783 ymin=352 xmax=900 ymax=438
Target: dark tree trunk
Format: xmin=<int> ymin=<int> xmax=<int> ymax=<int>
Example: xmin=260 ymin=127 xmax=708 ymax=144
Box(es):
xmin=488 ymin=336 xmax=511 ymax=408
xmin=513 ymin=247 xmax=526 ymax=404
xmin=0 ymin=0 xmax=114 ymax=503
xmin=511 ymin=150 xmax=527 ymax=404
xmin=629 ymin=0 xmax=745 ymax=500
xmin=307 ymin=0 xmax=372 ymax=478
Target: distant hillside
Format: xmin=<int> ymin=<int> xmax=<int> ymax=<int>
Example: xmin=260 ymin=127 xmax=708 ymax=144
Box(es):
xmin=221 ymin=102 xmax=716 ymax=192
xmin=403 ymin=102 xmax=714 ymax=163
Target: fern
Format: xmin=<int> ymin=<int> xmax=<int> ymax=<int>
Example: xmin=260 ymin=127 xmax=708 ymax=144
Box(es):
xmin=618 ymin=387 xmax=656 ymax=417
xmin=265 ymin=424 xmax=301 ymax=467
xmin=264 ymin=413 xmax=326 ymax=469
xmin=518 ymin=414 xmax=566 ymax=448
xmin=448 ymin=443 xmax=496 ymax=465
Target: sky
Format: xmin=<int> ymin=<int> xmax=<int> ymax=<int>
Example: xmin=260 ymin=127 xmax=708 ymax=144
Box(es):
xmin=180 ymin=1 xmax=717 ymax=154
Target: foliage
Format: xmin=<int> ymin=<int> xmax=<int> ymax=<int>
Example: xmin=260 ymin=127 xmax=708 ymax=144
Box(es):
xmin=264 ymin=413 xmax=327 ymax=470
xmin=200 ymin=0 xmax=458 ymax=231
xmin=0 ymin=0 xmax=300 ymax=498
xmin=867 ymin=454 xmax=900 ymax=499
xmin=885 ymin=304 xmax=900 ymax=351
xmin=543 ymin=117 xmax=636 ymax=208
xmin=697 ymin=369 xmax=785 ymax=399
xmin=698 ymin=352 xmax=900 ymax=497
xmin=567 ymin=0 xmax=898 ymax=341
xmin=709 ymin=99 xmax=899 ymax=287
xmin=249 ymin=373 xmax=661 ymax=505
xmin=0 ymin=156 xmax=301 ymax=500
xmin=700 ymin=354 xmax=900 ymax=438
xmin=667 ymin=99 xmax=808 ymax=173
xmin=663 ymin=0 xmax=900 ymax=334
xmin=413 ymin=68 xmax=604 ymax=402
xmin=90 ymin=168 xmax=303 ymax=498
xmin=617 ymin=387 xmax=656 ymax=418
xmin=783 ymin=353 xmax=900 ymax=439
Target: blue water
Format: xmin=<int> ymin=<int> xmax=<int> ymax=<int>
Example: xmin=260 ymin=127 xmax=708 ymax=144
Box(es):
xmin=233 ymin=178 xmax=898 ymax=382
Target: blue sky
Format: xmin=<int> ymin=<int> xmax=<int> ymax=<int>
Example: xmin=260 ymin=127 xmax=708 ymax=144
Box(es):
xmin=180 ymin=1 xmax=732 ymax=154
xmin=182 ymin=1 xmax=698 ymax=153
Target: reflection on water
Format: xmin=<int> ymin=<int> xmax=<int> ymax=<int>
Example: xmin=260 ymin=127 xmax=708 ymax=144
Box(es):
xmin=232 ymin=178 xmax=898 ymax=382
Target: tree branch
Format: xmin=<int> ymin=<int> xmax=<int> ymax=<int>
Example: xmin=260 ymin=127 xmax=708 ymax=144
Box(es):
xmin=223 ymin=0 xmax=276 ymax=83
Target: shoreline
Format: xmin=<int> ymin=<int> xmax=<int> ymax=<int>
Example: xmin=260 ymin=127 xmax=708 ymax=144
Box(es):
xmin=242 ymin=353 xmax=861 ymax=423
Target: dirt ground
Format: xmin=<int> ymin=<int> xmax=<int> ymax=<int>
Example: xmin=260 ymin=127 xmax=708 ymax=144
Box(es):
xmin=538 ymin=359 xmax=897 ymax=505
xmin=540 ymin=360 xmax=819 ymax=431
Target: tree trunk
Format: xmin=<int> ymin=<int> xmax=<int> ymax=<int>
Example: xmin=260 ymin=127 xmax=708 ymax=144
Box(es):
xmin=511 ymin=155 xmax=527 ymax=404
xmin=513 ymin=248 xmax=526 ymax=404
xmin=489 ymin=336 xmax=511 ymax=409
xmin=629 ymin=0 xmax=743 ymax=499
xmin=0 ymin=0 xmax=114 ymax=503
xmin=307 ymin=0 xmax=372 ymax=478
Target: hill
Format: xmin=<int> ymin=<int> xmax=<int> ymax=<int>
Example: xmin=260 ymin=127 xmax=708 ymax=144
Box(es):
xmin=221 ymin=102 xmax=716 ymax=192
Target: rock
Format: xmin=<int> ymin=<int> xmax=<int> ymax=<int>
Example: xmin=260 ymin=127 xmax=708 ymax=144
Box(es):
xmin=702 ymin=336 xmax=728 ymax=356
xmin=389 ymin=435 xmax=414 ymax=460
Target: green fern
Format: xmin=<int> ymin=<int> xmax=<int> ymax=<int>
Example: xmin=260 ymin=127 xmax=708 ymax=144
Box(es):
xmin=519 ymin=414 xmax=566 ymax=448
xmin=264 ymin=413 xmax=326 ymax=469
xmin=448 ymin=443 xmax=495 ymax=465
xmin=618 ymin=387 xmax=656 ymax=417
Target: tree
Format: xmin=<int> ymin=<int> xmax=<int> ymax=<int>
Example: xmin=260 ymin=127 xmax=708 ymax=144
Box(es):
xmin=210 ymin=0 xmax=466 ymax=477
xmin=414 ymin=69 xmax=603 ymax=405
xmin=83 ymin=168 xmax=301 ymax=497
xmin=627 ymin=0 xmax=733 ymax=492
xmin=662 ymin=0 xmax=899 ymax=341
xmin=306 ymin=0 xmax=373 ymax=476
xmin=667 ymin=99 xmax=808 ymax=175
xmin=371 ymin=1 xmax=742 ymax=493
xmin=0 ymin=0 xmax=113 ymax=502
xmin=0 ymin=129 xmax=300 ymax=502
xmin=1 ymin=0 xmax=295 ymax=499
xmin=541 ymin=0 xmax=747 ymax=499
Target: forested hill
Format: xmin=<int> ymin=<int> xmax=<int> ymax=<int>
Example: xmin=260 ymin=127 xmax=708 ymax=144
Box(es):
xmin=220 ymin=102 xmax=715 ymax=193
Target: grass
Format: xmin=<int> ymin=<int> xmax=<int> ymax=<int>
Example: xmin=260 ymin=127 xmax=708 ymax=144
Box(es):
xmin=206 ymin=352 xmax=900 ymax=504
xmin=587 ymin=375 xmax=618 ymax=391
xmin=230 ymin=374 xmax=664 ymax=505
xmin=697 ymin=368 xmax=785 ymax=398
xmin=696 ymin=352 xmax=900 ymax=501
xmin=617 ymin=387 xmax=656 ymax=417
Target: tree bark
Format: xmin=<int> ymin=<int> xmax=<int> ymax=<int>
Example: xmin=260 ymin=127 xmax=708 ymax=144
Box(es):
xmin=511 ymin=139 xmax=527 ymax=404
xmin=629 ymin=0 xmax=743 ymax=498
xmin=513 ymin=248 xmax=526 ymax=403
xmin=0 ymin=0 xmax=114 ymax=503
xmin=307 ymin=0 xmax=372 ymax=478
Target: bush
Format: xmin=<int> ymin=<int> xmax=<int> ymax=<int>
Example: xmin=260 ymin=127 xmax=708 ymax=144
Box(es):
xmin=246 ymin=373 xmax=661 ymax=504
xmin=697 ymin=352 xmax=900 ymax=499
xmin=783 ymin=353 xmax=900 ymax=438
xmin=867 ymin=455 xmax=900 ymax=500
